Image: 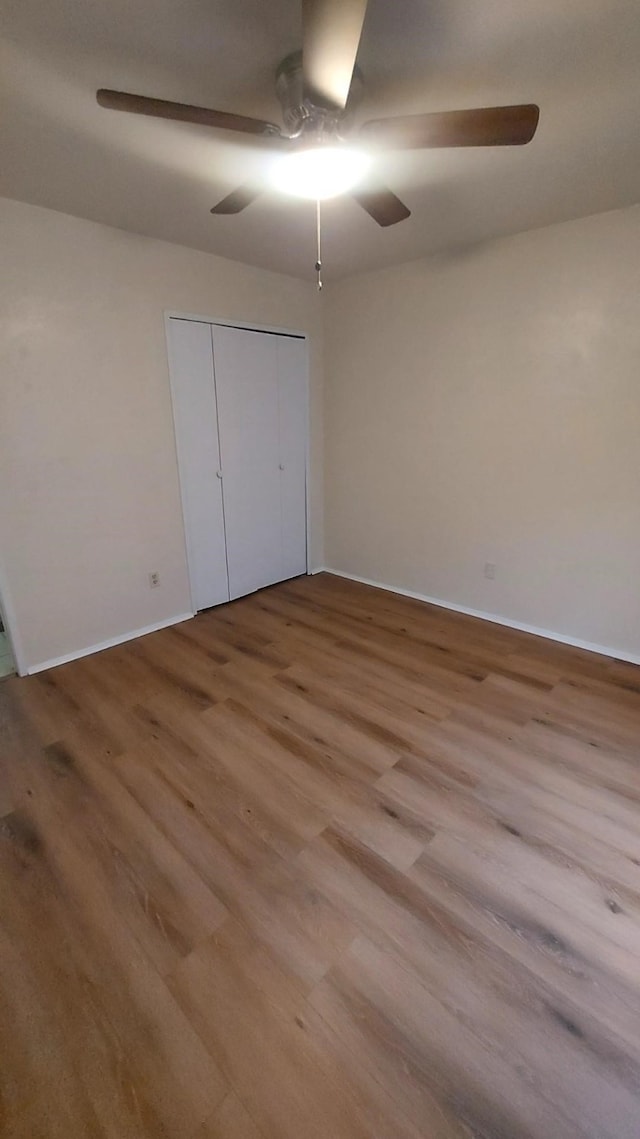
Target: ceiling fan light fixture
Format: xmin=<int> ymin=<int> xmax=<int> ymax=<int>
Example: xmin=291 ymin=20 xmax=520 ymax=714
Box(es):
xmin=269 ymin=145 xmax=371 ymax=200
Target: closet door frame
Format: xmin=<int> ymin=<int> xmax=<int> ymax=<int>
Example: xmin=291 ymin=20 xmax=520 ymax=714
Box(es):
xmin=164 ymin=311 xmax=311 ymax=615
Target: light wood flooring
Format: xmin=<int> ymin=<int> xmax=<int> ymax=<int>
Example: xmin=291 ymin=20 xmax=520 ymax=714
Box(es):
xmin=2 ymin=572 xmax=640 ymax=1138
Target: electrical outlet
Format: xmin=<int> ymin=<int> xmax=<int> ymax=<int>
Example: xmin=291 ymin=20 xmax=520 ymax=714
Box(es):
xmin=484 ymin=562 xmax=496 ymax=581
xmin=149 ymin=571 xmax=161 ymax=589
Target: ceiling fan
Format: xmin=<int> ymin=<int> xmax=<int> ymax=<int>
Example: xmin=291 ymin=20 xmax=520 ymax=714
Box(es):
xmin=97 ymin=0 xmax=540 ymax=228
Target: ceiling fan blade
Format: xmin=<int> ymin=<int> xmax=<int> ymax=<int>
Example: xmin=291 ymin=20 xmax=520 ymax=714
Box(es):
xmin=97 ymin=89 xmax=283 ymax=139
xmin=352 ymin=185 xmax=411 ymax=227
xmin=359 ymin=104 xmax=540 ymax=149
xmin=302 ymin=0 xmax=369 ymax=110
xmin=210 ymin=186 xmax=261 ymax=215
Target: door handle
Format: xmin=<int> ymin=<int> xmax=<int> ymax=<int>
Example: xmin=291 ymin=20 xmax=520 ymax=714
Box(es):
xmin=216 ymin=470 xmax=223 ymax=479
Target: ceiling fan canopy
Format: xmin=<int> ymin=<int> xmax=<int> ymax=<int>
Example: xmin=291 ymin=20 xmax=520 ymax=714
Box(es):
xmin=96 ymin=0 xmax=540 ymax=228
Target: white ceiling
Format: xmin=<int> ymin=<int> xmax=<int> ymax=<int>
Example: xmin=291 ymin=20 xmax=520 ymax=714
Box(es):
xmin=2 ymin=0 xmax=640 ymax=281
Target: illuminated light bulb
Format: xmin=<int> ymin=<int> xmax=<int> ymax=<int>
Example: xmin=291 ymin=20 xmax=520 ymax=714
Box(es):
xmin=269 ymin=146 xmax=371 ymax=200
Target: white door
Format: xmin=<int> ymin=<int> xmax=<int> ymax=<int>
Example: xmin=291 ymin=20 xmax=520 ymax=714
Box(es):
xmin=213 ymin=326 xmax=283 ymax=600
xmin=212 ymin=326 xmax=307 ymax=600
xmin=167 ymin=319 xmax=229 ymax=610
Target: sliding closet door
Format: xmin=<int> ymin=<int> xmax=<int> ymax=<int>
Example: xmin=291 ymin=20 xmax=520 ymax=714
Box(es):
xmin=167 ymin=319 xmax=229 ymax=610
xmin=213 ymin=327 xmax=283 ymax=599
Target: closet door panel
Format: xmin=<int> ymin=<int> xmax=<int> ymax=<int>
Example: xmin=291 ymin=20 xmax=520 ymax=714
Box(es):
xmin=276 ymin=335 xmax=308 ymax=579
xmin=213 ymin=326 xmax=283 ymax=600
xmin=167 ymin=319 xmax=229 ymax=610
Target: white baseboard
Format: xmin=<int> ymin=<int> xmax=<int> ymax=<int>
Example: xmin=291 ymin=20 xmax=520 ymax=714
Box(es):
xmin=27 ymin=612 xmax=194 ymax=675
xmin=316 ymin=567 xmax=640 ymax=668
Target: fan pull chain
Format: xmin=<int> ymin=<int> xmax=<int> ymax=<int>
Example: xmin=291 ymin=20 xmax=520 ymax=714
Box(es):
xmin=315 ymin=198 xmax=323 ymax=292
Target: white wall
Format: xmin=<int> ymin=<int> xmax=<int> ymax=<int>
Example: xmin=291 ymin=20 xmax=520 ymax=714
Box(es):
xmin=4 ymin=195 xmax=639 ymax=672
xmin=324 ymin=206 xmax=640 ymax=661
xmin=0 ymin=197 xmax=323 ymax=672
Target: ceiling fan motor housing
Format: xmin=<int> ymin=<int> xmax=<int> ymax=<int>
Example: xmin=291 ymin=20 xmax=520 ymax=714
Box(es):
xmin=275 ymin=51 xmax=363 ymax=141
